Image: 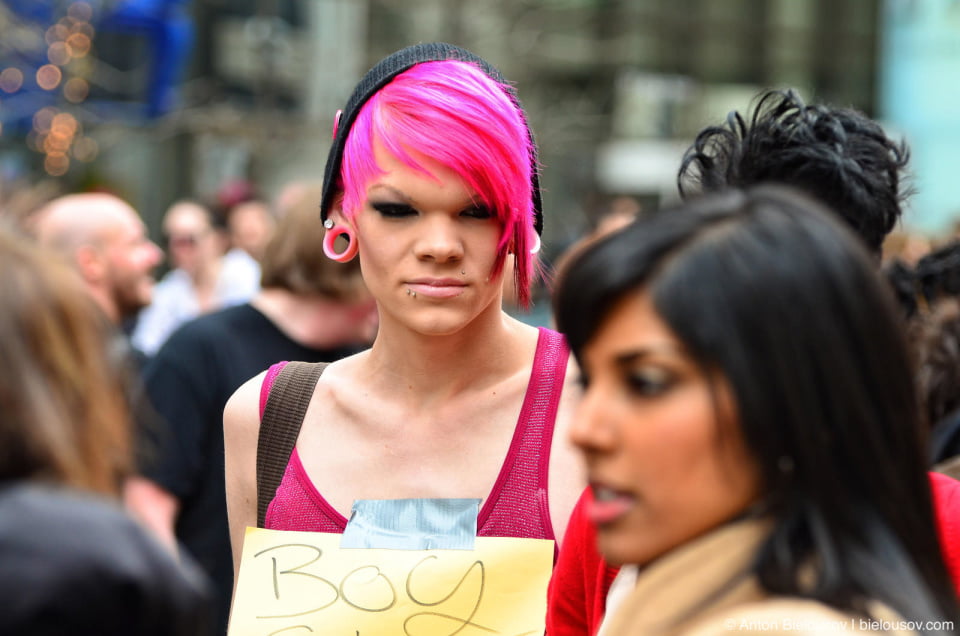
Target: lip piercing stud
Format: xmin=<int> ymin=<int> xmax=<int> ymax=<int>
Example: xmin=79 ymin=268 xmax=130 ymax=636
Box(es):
xmin=407 ymin=289 xmax=416 ymax=298
xmin=461 ymin=270 xmax=466 ymax=275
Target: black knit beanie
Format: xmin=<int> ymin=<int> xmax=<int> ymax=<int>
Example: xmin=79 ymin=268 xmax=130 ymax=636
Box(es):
xmin=319 ymin=42 xmax=543 ymax=236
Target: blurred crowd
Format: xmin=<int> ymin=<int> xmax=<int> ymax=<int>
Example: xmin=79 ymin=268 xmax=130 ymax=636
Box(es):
xmin=0 ymin=176 xmax=377 ymax=634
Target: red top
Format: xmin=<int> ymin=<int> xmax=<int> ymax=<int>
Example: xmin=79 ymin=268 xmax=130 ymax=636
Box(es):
xmin=260 ymin=327 xmax=569 ymax=544
xmin=548 ymin=476 xmax=960 ymax=635
xmin=546 ymin=488 xmax=619 ymax=636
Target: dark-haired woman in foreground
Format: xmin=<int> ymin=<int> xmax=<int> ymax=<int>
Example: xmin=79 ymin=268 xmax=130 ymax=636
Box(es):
xmin=552 ymin=186 xmax=958 ymax=634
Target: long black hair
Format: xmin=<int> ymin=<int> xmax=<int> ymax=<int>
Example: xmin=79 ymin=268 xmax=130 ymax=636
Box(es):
xmin=554 ymin=186 xmax=957 ymax=630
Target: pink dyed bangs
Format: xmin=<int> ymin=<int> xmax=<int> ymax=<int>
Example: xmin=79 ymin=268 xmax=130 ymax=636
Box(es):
xmin=339 ymin=60 xmax=538 ymax=307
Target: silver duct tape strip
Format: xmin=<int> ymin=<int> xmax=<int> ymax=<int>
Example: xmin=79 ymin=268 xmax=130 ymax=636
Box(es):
xmin=340 ymin=498 xmax=481 ymax=550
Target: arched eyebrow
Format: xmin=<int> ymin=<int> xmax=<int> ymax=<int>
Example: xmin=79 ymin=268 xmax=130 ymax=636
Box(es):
xmin=366 ymin=184 xmax=411 ymax=202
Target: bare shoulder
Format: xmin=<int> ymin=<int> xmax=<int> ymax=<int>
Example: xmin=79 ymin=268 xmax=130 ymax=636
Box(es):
xmin=554 ymin=351 xmax=583 ymax=436
xmin=223 ymin=370 xmax=267 ymax=579
xmin=559 ymin=353 xmax=582 ymax=405
xmin=223 ymin=371 xmax=266 ymax=467
xmin=224 ymin=371 xmax=265 ymax=433
xmin=548 ymin=350 xmax=586 ymax=544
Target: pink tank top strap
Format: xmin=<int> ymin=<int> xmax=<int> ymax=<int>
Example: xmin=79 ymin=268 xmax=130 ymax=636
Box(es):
xmin=259 ymin=361 xmax=289 ymax=419
xmin=477 ymin=327 xmax=569 ymax=540
xmin=261 ymin=361 xmax=348 ymax=531
xmin=265 ymin=448 xmax=347 ymax=532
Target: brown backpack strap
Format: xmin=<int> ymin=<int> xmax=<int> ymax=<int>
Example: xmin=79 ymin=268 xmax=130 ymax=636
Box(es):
xmin=256 ymin=361 xmax=328 ymax=527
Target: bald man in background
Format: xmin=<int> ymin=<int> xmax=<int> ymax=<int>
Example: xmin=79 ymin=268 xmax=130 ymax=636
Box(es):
xmin=32 ymin=193 xmax=163 ymax=329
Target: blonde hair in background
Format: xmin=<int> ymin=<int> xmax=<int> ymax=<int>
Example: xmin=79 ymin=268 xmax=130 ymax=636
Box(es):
xmin=0 ymin=224 xmax=131 ymax=496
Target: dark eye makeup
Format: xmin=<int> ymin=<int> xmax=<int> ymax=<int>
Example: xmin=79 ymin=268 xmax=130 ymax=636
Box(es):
xmin=461 ymin=205 xmax=493 ymax=219
xmin=370 ymin=202 xmax=417 ymax=217
xmin=369 ymin=201 xmax=495 ymax=220
xmin=625 ymin=368 xmax=674 ymax=397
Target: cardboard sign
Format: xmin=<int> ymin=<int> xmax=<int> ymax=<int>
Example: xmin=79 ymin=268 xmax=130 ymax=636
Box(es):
xmin=228 ymin=528 xmax=553 ymax=636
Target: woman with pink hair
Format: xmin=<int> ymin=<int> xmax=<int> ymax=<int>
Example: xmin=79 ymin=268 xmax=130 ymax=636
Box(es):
xmin=224 ymin=43 xmax=585 ymax=581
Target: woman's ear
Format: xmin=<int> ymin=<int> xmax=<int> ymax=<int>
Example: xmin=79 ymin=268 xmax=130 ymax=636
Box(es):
xmin=328 ymin=209 xmax=347 ymax=226
xmin=327 ymin=201 xmax=357 ymax=230
xmin=327 ymin=194 xmax=352 ymax=228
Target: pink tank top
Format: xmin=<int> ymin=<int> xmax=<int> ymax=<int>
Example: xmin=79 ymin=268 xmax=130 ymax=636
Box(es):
xmin=260 ymin=327 xmax=569 ymax=542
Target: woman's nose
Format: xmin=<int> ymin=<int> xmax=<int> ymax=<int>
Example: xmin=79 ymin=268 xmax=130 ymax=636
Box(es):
xmin=414 ymin=217 xmax=464 ymax=262
xmin=569 ymin=384 xmax=617 ymax=452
